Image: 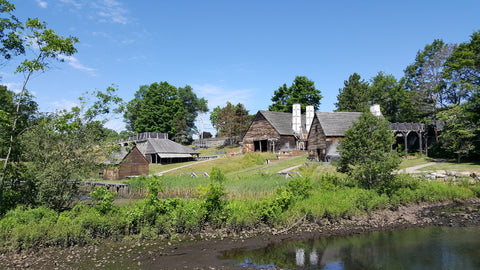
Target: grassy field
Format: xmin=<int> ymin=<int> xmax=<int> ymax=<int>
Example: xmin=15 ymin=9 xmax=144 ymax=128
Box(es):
xmin=2 ymin=148 xmax=480 ymax=253
xmin=417 ymin=160 xmax=480 ymax=172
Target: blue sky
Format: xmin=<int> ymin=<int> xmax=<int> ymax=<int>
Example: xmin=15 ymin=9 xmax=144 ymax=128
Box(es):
xmin=2 ymin=0 xmax=480 ymax=135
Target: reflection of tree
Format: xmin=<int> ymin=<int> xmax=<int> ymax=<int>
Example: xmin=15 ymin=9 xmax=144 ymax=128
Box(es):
xmin=221 ymin=227 xmax=480 ymax=269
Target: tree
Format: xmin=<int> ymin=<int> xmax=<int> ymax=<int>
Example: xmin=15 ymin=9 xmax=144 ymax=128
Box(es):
xmin=178 ymin=85 xmax=208 ymax=134
xmin=337 ymin=112 xmax=400 ymax=189
xmin=213 ymin=102 xmax=251 ymax=140
xmin=437 ymin=105 xmax=477 ymax=162
xmin=18 ymin=87 xmax=123 ymax=211
xmin=335 ymin=73 xmax=370 ymax=112
xmin=124 ymin=82 xmax=207 ymax=143
xmin=209 ymin=105 xmax=222 ymax=134
xmin=0 ymin=7 xmax=79 ymax=211
xmin=442 ymin=30 xmax=480 ymax=105
xmin=269 ymin=76 xmax=322 ymax=113
xmin=404 ymin=40 xmax=456 ymax=122
xmin=369 ymin=72 xmax=409 ymax=122
xmin=0 ymin=0 xmax=24 ymax=64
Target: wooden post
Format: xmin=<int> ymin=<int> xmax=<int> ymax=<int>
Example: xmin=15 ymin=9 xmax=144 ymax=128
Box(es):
xmin=419 ymin=131 xmax=423 ymax=158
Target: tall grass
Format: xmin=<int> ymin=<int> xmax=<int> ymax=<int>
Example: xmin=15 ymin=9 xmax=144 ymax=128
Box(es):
xmin=0 ymin=164 xmax=478 ymax=253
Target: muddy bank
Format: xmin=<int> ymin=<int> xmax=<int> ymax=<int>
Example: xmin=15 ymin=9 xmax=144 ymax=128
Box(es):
xmin=1 ymin=198 xmax=480 ymax=270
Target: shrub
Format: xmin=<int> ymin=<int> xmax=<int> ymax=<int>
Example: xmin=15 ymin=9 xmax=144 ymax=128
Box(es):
xmin=90 ymin=187 xmax=117 ymax=214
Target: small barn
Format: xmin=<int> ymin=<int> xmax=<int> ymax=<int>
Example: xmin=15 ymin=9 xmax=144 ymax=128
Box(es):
xmin=120 ymin=132 xmax=199 ymax=164
xmin=307 ymin=112 xmax=362 ymax=161
xmin=103 ymin=145 xmax=149 ymax=180
xmin=242 ymin=110 xmax=306 ymax=153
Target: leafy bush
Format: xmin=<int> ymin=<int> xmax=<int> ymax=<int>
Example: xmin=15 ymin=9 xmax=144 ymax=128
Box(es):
xmin=90 ymin=187 xmax=117 ymax=214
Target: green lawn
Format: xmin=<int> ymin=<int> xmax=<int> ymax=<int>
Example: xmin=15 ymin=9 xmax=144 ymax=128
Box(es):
xmin=417 ymin=160 xmax=480 ymax=172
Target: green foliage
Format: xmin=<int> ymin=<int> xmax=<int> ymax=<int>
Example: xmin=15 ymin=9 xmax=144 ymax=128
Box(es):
xmin=369 ymin=72 xmax=408 ymax=123
xmin=90 ymin=187 xmax=117 ymax=214
xmin=0 ymin=0 xmax=24 ymax=61
xmin=269 ymin=76 xmax=323 ymax=113
xmin=15 ymin=87 xmax=123 ymax=211
xmin=210 ymin=102 xmax=251 ymax=138
xmin=259 ymin=176 xmax=313 ymax=225
xmin=404 ymin=39 xmax=455 ymax=122
xmin=437 ymin=105 xmax=477 ymax=162
xmin=335 ymin=73 xmax=370 ymax=112
xmin=210 ymin=166 xmax=226 ymax=183
xmin=338 ymin=112 xmax=401 ymax=189
xmin=198 ymin=181 xmax=227 ymax=225
xmin=124 ymin=82 xmax=207 ymax=143
xmin=145 ymin=175 xmax=163 ymax=207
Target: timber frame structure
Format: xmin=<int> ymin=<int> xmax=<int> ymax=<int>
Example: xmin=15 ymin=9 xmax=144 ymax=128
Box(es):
xmin=389 ymin=122 xmax=427 ymax=158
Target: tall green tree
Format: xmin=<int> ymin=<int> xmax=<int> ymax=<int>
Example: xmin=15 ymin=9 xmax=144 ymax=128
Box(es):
xmin=0 ymin=0 xmax=24 ymax=63
xmin=337 ymin=113 xmax=400 ymax=189
xmin=442 ymin=30 xmax=480 ymax=105
xmin=269 ymin=76 xmax=322 ymax=113
xmin=335 ymin=73 xmax=370 ymax=112
xmin=213 ymin=102 xmax=251 ymax=139
xmin=17 ymin=87 xmax=123 ymax=211
xmin=404 ymin=39 xmax=455 ymax=122
xmin=437 ymin=105 xmax=477 ymax=162
xmin=0 ymin=5 xmax=79 ymax=211
xmin=369 ymin=72 xmax=409 ymax=122
xmin=178 ymin=85 xmax=208 ymax=134
xmin=124 ymin=82 xmax=207 ymax=143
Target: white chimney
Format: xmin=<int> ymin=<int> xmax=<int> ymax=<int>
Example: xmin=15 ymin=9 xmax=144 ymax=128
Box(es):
xmin=306 ymin=105 xmax=314 ymax=133
xmin=292 ymin=104 xmax=301 ymax=134
xmin=370 ymin=104 xmax=382 ymax=117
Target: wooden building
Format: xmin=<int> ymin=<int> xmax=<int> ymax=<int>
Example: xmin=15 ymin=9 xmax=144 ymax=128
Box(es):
xmin=119 ymin=132 xmax=199 ymax=164
xmin=242 ymin=110 xmax=306 ymax=153
xmin=307 ymin=112 xmax=362 ymax=161
xmin=103 ymin=146 xmax=149 ymax=180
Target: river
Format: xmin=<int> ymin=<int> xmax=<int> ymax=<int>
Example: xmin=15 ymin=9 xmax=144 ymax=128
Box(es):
xmin=220 ymin=226 xmax=480 ymax=269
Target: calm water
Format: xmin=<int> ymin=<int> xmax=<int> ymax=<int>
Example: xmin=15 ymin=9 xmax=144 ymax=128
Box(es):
xmin=220 ymin=226 xmax=480 ymax=269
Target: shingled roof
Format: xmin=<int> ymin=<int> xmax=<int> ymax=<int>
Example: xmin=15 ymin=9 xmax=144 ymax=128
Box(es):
xmin=258 ymin=110 xmax=306 ymax=135
xmin=104 ymin=146 xmax=132 ymax=165
xmin=315 ymin=112 xmax=362 ymax=136
xmin=136 ymin=138 xmax=199 ymax=158
xmin=257 ymin=110 xmax=361 ymax=137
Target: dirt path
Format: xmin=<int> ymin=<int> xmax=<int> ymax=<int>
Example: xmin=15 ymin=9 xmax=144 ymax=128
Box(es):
xmin=397 ymin=159 xmax=446 ymax=174
xmin=278 ymin=164 xmax=302 ymax=174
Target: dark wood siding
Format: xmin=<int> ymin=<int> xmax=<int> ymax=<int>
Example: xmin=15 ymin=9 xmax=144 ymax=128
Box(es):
xmin=243 ymin=112 xmax=281 ymax=152
xmin=103 ymin=147 xmax=149 ymax=180
xmin=307 ymin=115 xmax=327 ymax=161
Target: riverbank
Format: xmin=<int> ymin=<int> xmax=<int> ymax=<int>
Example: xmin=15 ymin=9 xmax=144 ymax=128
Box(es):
xmin=1 ymin=198 xmax=479 ymax=269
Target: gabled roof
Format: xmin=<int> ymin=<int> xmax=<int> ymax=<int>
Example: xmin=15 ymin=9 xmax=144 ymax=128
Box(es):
xmin=315 ymin=112 xmax=362 ymax=136
xmin=104 ymin=146 xmax=132 ymax=165
xmin=139 ymin=138 xmax=199 ymax=155
xmin=258 ymin=110 xmax=306 ymax=135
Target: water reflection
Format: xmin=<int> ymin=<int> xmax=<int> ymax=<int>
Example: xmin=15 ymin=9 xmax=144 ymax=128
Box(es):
xmin=220 ymin=226 xmax=480 ymax=269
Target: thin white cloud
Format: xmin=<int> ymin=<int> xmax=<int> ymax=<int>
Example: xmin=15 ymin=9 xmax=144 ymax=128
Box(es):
xmin=93 ymin=0 xmax=129 ymax=25
xmin=58 ymin=55 xmax=97 ymax=75
xmin=2 ymin=82 xmax=22 ymax=93
xmin=104 ymin=118 xmax=126 ymax=132
xmin=50 ymin=99 xmax=78 ymax=111
xmin=35 ymin=0 xmax=48 ymax=8
xmin=193 ymin=83 xmax=254 ymax=110
xmin=60 ymin=0 xmax=129 ymax=24
xmin=59 ymin=0 xmax=82 ymax=9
